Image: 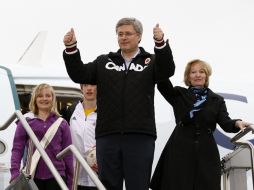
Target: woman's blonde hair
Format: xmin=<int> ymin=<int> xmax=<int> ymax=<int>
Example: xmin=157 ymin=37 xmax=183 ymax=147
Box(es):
xmin=29 ymin=83 xmax=59 ymax=116
xmin=184 ymin=59 xmax=212 ymax=88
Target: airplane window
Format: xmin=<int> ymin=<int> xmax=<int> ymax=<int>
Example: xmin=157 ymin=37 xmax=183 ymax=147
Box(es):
xmin=0 ymin=140 xmax=6 ymax=154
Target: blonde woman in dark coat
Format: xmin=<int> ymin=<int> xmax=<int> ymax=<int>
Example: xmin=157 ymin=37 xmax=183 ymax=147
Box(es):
xmin=150 ymin=59 xmax=251 ymax=190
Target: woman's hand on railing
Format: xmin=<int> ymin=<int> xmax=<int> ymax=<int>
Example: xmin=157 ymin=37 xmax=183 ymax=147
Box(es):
xmin=235 ymin=120 xmax=253 ymax=131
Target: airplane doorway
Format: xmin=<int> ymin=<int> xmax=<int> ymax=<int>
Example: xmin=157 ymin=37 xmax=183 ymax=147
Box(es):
xmin=15 ymin=84 xmax=83 ymax=115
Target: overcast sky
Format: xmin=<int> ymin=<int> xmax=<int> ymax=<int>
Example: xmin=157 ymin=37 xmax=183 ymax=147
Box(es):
xmin=1 ymin=0 xmax=254 ymax=83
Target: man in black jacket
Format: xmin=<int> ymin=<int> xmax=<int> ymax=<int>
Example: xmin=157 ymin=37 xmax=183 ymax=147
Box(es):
xmin=63 ymin=17 xmax=175 ymax=190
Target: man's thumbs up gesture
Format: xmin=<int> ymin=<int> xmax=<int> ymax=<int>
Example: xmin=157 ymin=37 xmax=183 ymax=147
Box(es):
xmin=63 ymin=28 xmax=77 ymax=46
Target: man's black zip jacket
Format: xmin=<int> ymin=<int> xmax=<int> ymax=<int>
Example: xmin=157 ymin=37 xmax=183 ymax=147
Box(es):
xmin=63 ymin=41 xmax=175 ymax=139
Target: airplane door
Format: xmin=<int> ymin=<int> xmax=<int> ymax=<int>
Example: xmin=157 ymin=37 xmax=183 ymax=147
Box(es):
xmin=0 ymin=65 xmax=20 ymax=189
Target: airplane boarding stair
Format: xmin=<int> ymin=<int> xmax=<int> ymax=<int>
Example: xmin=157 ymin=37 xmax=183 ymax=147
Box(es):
xmin=0 ymin=110 xmax=69 ymax=190
xmin=57 ymin=145 xmax=106 ymax=190
xmin=221 ymin=125 xmax=254 ymax=190
xmin=0 ymin=110 xmax=107 ymax=190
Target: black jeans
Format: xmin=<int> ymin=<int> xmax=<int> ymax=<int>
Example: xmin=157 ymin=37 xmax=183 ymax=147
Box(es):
xmin=34 ymin=176 xmax=66 ymax=190
xmin=77 ymin=185 xmax=98 ymax=190
xmin=97 ymin=134 xmax=155 ymax=190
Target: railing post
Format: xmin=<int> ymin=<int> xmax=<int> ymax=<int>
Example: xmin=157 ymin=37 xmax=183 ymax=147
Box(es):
xmin=57 ymin=145 xmax=106 ymax=190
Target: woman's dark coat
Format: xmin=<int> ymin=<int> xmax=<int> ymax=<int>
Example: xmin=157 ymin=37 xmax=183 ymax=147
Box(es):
xmin=150 ymin=79 xmax=240 ymax=190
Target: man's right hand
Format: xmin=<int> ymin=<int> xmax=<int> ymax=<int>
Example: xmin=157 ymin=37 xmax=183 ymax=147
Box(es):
xmin=63 ymin=28 xmax=77 ymax=46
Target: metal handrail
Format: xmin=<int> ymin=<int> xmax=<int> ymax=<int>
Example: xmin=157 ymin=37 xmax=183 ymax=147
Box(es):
xmin=57 ymin=144 xmax=106 ymax=190
xmin=230 ymin=124 xmax=254 ymax=143
xmin=0 ymin=112 xmax=16 ymax=131
xmin=230 ymin=124 xmax=254 ymax=190
xmin=72 ymin=161 xmax=80 ymax=190
xmin=0 ymin=110 xmax=68 ymax=190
